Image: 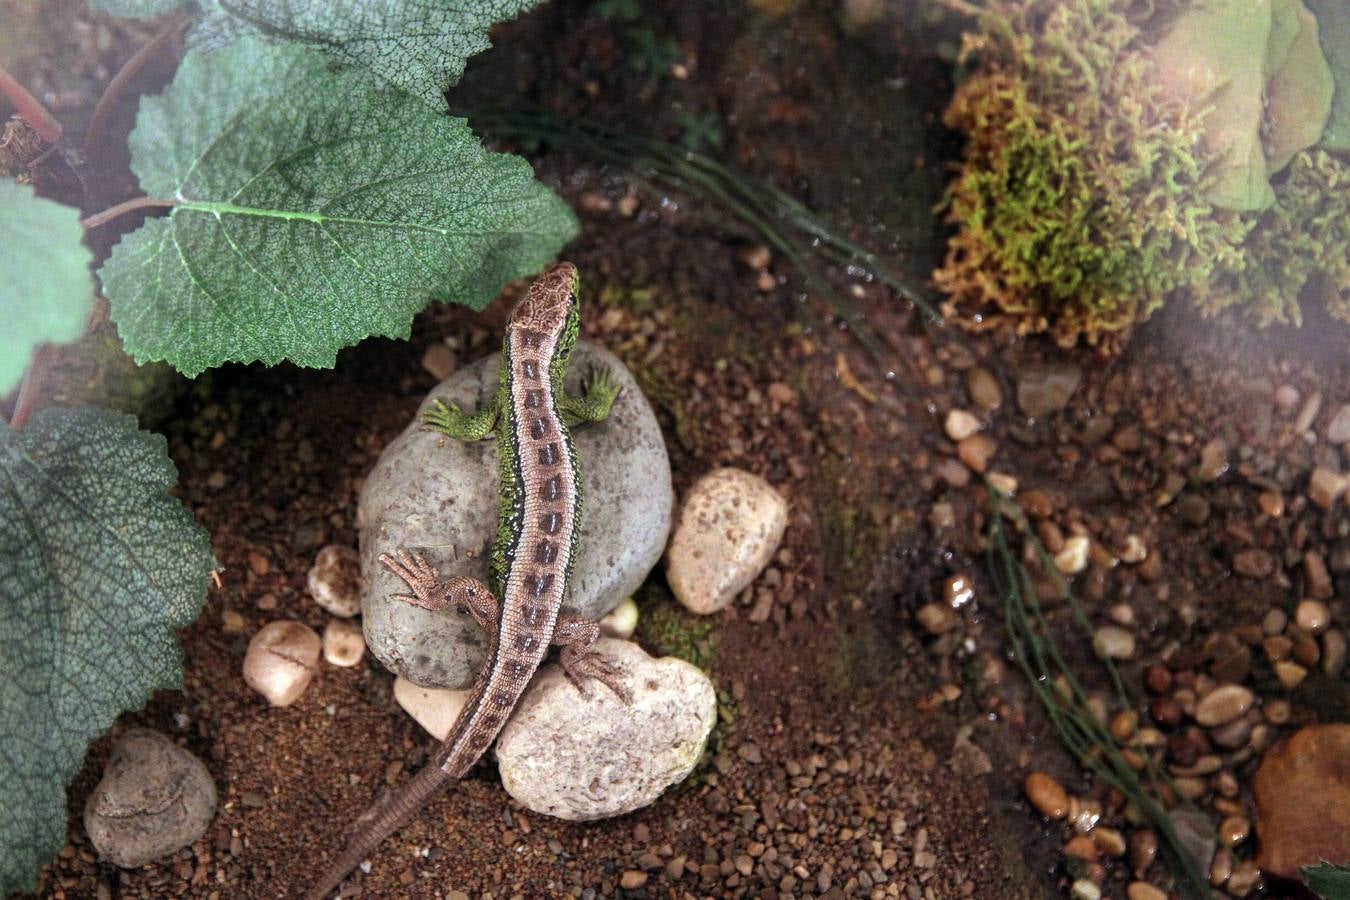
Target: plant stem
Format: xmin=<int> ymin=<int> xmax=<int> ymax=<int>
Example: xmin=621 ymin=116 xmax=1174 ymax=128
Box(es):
xmin=0 ymin=63 xmax=62 ymax=143
xmin=84 ymin=13 xmax=190 ymax=158
xmin=81 ymin=195 xmax=177 ymax=230
xmin=8 ymin=345 xmax=49 ymax=430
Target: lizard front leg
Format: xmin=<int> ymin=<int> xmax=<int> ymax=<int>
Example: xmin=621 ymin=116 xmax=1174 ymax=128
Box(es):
xmin=379 ymin=550 xmax=499 ymax=631
xmin=423 ymin=395 xmax=499 ymax=442
xmin=559 ymin=365 xmax=621 ymax=427
xmin=552 ymin=614 xmax=632 ymax=703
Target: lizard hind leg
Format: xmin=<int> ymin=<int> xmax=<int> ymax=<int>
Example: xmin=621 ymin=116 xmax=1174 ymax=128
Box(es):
xmin=379 ymin=551 xmax=499 ymax=630
xmin=552 ymin=614 xmax=633 ymax=703
xmin=423 ymin=396 xmax=499 ymax=441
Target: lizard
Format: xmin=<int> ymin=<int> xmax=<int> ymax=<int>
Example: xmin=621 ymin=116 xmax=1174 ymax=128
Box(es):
xmin=304 ymin=261 xmax=631 ymax=900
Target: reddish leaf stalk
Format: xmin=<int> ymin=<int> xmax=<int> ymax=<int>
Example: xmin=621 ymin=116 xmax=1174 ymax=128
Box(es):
xmin=9 ymin=345 xmax=49 ymax=430
xmin=84 ymin=14 xmax=190 ymax=157
xmin=0 ymin=63 xmax=62 ymax=143
xmin=81 ymin=195 xmax=176 ymax=230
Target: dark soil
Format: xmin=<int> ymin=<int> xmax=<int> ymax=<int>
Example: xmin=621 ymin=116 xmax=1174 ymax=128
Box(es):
xmin=8 ymin=1 xmax=1348 ymax=899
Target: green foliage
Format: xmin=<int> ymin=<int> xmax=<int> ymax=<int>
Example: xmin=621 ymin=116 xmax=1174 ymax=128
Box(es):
xmin=194 ymin=0 xmax=544 ymax=111
xmin=934 ymin=0 xmax=1250 ymax=347
xmin=88 ymin=0 xmax=190 ymax=17
xmin=1196 ymin=150 xmax=1350 ymax=325
xmin=935 ymin=0 xmax=1348 ymax=345
xmin=0 ymin=408 xmax=215 ymax=894
xmin=0 ymin=182 xmax=93 ymax=395
xmin=1304 ymin=860 xmax=1350 ymax=900
xmin=99 ymin=39 xmax=578 ymax=377
xmin=1306 ymin=0 xmax=1350 ymax=150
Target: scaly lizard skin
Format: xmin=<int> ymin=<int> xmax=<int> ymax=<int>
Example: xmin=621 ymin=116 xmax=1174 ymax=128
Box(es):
xmin=304 ymin=262 xmax=630 ymax=899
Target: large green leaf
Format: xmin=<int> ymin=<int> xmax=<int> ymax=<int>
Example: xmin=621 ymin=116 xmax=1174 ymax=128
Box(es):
xmin=1305 ymin=861 xmax=1350 ymax=900
xmin=88 ymin=0 xmax=192 ymax=16
xmin=99 ymin=39 xmax=577 ymax=377
xmin=1307 ymin=0 xmax=1350 ymax=150
xmin=0 ymin=407 xmax=215 ymax=894
xmin=0 ymin=182 xmax=93 ymax=396
xmin=197 ymin=0 xmax=545 ymax=110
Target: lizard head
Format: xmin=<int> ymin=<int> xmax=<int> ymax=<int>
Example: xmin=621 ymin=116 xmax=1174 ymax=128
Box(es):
xmin=510 ymin=261 xmax=581 ymax=373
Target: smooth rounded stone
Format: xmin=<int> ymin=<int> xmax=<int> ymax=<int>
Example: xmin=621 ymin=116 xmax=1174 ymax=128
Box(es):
xmin=243 ymin=620 xmax=321 ymax=706
xmin=1069 ymin=879 xmax=1101 ymax=900
xmin=322 ymin=619 xmax=365 ymax=667
xmin=1054 ymin=535 xmax=1091 ymax=575
xmin=916 ymin=602 xmax=958 ymax=635
xmin=1295 ymin=599 xmax=1331 ymax=634
xmin=598 ymin=597 xmax=639 ymax=639
xmin=956 ymin=434 xmax=996 ymax=472
xmin=1194 ymin=438 xmax=1229 ymax=481
xmin=1273 ymin=660 xmax=1308 ymax=690
xmin=307 ymin=544 xmax=362 ymax=617
xmin=1231 ymin=548 xmax=1275 ymax=579
xmin=1024 ymin=772 xmax=1069 ymax=819
xmin=496 ymin=639 xmax=715 ymax=821
xmin=966 ymin=366 xmax=1002 ymax=411
xmin=1323 ymin=629 xmax=1347 ymax=677
xmin=1254 ymin=725 xmax=1350 ymax=878
xmin=393 ymin=676 xmax=472 ymax=741
xmin=1016 ymin=363 xmax=1082 ymax=417
xmin=84 ymin=729 xmax=217 ymax=868
xmin=1194 ymin=685 xmax=1255 ymax=727
xmin=1127 ymin=883 xmax=1167 ymax=900
xmin=360 ymin=341 xmax=673 ymax=687
xmin=943 ymin=409 xmax=981 ymax=441
xmin=1308 ymin=466 xmax=1348 ymax=509
xmin=1327 ymin=403 xmax=1350 ymax=444
xmin=666 ymin=468 xmax=786 ymax=615
xmin=1093 ymin=626 xmax=1136 ymax=660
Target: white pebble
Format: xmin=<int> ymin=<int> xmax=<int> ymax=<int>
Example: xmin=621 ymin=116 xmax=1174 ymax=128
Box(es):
xmin=666 ymin=468 xmax=787 ymax=615
xmin=1054 ymin=535 xmax=1090 ymax=574
xmin=599 ymin=597 xmax=639 ymax=639
xmin=307 ymin=544 xmax=362 ymax=617
xmin=393 ymin=676 xmax=473 ymax=741
xmin=1093 ymin=626 xmax=1136 ymax=660
xmin=322 ymin=619 xmax=366 ymax=667
xmin=243 ymin=621 xmax=321 ymax=706
xmin=944 ymin=409 xmax=982 ymax=441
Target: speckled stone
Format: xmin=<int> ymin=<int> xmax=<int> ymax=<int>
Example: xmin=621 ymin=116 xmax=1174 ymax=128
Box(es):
xmin=1254 ymin=724 xmax=1350 ymax=878
xmin=84 ymin=729 xmax=217 ymax=868
xmin=496 ymin=639 xmax=715 ymax=820
xmin=359 ymin=341 xmax=673 ymax=688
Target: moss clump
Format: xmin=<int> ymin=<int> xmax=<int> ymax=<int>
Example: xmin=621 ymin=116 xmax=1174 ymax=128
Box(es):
xmin=935 ymin=0 xmax=1350 ymax=345
xmin=1196 ymin=149 xmax=1350 ymax=324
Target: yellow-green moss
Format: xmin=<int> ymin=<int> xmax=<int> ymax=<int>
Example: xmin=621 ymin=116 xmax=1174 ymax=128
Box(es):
xmin=934 ymin=0 xmax=1349 ymax=345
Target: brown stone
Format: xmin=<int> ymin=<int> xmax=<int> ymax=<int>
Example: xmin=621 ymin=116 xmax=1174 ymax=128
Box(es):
xmin=1253 ymin=724 xmax=1350 ymax=879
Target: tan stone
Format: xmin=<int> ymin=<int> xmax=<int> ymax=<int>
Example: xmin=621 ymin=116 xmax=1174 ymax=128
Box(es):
xmin=243 ymin=621 xmax=321 ymax=706
xmin=1253 ymin=724 xmax=1350 ymax=878
xmin=393 ymin=676 xmax=472 ymax=741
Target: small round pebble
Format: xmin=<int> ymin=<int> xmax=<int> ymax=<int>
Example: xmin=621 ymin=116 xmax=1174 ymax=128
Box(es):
xmin=243 ymin=620 xmax=321 ymax=706
xmin=598 ymin=597 xmax=639 ymax=639
xmin=1054 ymin=535 xmax=1091 ymax=575
xmin=956 ymin=434 xmax=996 ymax=472
xmin=1070 ymin=879 xmax=1101 ymax=900
xmin=1194 ymin=685 xmax=1254 ymax=727
xmin=1127 ymin=884 xmax=1167 ymax=900
xmin=1024 ymin=772 xmax=1068 ymax=819
xmin=666 ymin=468 xmax=787 ymax=615
xmin=1093 ymin=626 xmax=1135 ymax=660
xmin=966 ymin=367 xmax=1002 ymax=411
xmin=1308 ymin=466 xmax=1347 ymax=509
xmin=1273 ymin=660 xmax=1308 ymax=690
xmin=393 ymin=676 xmax=472 ymax=741
xmin=917 ymin=602 xmax=958 ymax=635
xmin=307 ymin=544 xmax=362 ymax=618
xmin=322 ymin=619 xmax=365 ymax=667
xmin=84 ymin=729 xmax=217 ymax=868
xmin=1295 ymin=599 xmax=1330 ymax=634
xmin=944 ymin=409 xmax=981 ymax=441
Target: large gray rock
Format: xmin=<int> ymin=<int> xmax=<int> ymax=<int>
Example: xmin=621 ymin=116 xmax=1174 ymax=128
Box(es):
xmin=359 ymin=341 xmax=672 ymax=687
xmin=495 ymin=639 xmax=716 ymax=820
xmin=84 ymin=729 xmax=217 ymax=868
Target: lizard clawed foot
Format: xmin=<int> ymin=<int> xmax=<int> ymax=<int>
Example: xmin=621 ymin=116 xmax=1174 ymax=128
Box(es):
xmin=562 ymin=649 xmax=633 ymax=704
xmin=379 ymin=550 xmax=451 ymax=611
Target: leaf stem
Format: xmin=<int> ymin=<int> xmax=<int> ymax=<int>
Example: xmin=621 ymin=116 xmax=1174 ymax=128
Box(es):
xmin=84 ymin=13 xmax=190 ymax=158
xmin=9 ymin=345 xmax=49 ymax=430
xmin=0 ymin=62 xmax=62 ymax=143
xmin=81 ymin=196 xmax=177 ymax=230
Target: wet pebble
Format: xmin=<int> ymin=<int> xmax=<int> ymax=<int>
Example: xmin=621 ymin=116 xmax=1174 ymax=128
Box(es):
xmin=1055 ymin=535 xmax=1091 ymax=575
xmin=1253 ymin=724 xmax=1350 ymax=878
xmin=1273 ymin=660 xmax=1308 ymax=690
xmin=1024 ymin=772 xmax=1068 ymax=819
xmin=956 ymin=434 xmax=997 ymax=472
xmin=243 ymin=621 xmax=321 ymax=706
xmin=1231 ymin=548 xmax=1274 ymax=579
xmin=667 ymin=468 xmax=787 ymax=615
xmin=1195 ymin=438 xmax=1229 ymax=481
xmin=1016 ymin=363 xmax=1082 ymax=417
xmin=307 ymin=544 xmax=362 ymax=618
xmin=1295 ymin=599 xmax=1330 ymax=634
xmin=84 ymin=730 xmax=217 ymax=868
xmin=1194 ymin=685 xmax=1254 ymax=727
xmin=1226 ymin=860 xmax=1261 ymax=896
xmin=967 ymin=367 xmax=1002 ymax=410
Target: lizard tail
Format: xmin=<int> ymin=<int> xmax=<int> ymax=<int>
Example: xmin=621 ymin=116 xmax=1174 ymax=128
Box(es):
xmin=302 ymin=763 xmax=452 ymax=900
